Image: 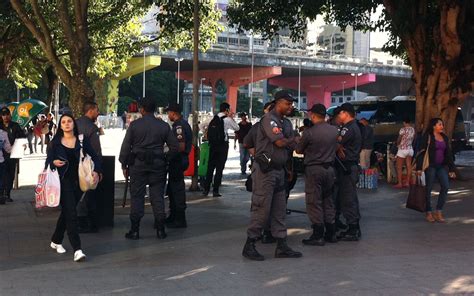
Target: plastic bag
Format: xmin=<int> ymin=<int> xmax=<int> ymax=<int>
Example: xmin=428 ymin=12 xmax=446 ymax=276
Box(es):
xmin=35 ymin=167 xmax=60 ymax=208
xmin=78 ymin=134 xmax=98 ymax=192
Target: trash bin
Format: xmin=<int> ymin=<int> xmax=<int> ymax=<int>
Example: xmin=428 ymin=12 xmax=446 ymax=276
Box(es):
xmin=96 ymin=155 xmax=115 ymax=227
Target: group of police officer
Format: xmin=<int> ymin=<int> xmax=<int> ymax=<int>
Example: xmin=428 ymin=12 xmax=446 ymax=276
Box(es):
xmin=117 ymin=92 xmax=362 ymax=258
xmin=119 ymin=99 xmax=192 ymax=240
xmin=241 ymin=90 xmax=362 ymax=261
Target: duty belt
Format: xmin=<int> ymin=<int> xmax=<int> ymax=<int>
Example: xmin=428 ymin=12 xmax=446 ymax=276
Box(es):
xmin=308 ymin=162 xmax=334 ymax=169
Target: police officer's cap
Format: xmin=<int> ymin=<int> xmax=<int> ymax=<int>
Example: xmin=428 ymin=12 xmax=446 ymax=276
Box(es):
xmin=0 ymin=107 xmax=10 ymax=115
xmin=273 ymin=90 xmax=297 ymax=102
xmin=263 ymin=101 xmax=274 ymax=110
xmin=165 ymin=103 xmax=182 ymax=113
xmin=307 ymin=103 xmax=327 ymax=116
xmin=334 ymin=103 xmax=355 ymax=116
xmin=239 ymin=112 xmax=247 ymax=117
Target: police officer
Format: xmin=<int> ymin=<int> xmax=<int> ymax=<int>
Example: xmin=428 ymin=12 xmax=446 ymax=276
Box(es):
xmin=333 ymin=103 xmax=362 ymax=241
xmin=242 ymin=90 xmax=302 ymax=261
xmin=296 ymin=104 xmax=339 ymax=246
xmin=0 ymin=107 xmax=25 ymax=203
xmin=165 ymin=103 xmax=192 ymax=228
xmin=119 ymin=98 xmax=179 ymax=240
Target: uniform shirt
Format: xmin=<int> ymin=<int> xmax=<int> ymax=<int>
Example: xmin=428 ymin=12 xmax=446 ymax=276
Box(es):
xmin=235 ymin=121 xmax=252 ymax=144
xmin=0 ymin=121 xmax=25 ymax=146
xmin=296 ymin=121 xmax=338 ymax=166
xmin=256 ymin=109 xmax=293 ymax=166
xmin=339 ymin=119 xmax=362 ymax=163
xmin=0 ymin=130 xmax=12 ymax=163
xmin=172 ymin=117 xmax=192 ymax=155
xmin=76 ymin=116 xmax=102 ymax=156
xmin=119 ymin=114 xmax=179 ymax=169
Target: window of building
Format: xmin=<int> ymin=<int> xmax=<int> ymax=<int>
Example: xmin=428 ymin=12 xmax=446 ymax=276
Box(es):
xmin=339 ymin=97 xmax=343 ymax=103
xmin=218 ymin=37 xmax=227 ymax=44
xmin=229 ymin=37 xmax=239 ymax=45
xmin=331 ymin=97 xmax=336 ymax=103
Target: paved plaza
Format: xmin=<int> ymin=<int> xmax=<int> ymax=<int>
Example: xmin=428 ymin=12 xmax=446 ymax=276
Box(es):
xmin=1 ymin=145 xmax=474 ymax=295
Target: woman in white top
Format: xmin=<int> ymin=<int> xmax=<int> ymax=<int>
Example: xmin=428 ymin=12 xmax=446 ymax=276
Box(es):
xmin=395 ymin=117 xmax=415 ymax=188
xmin=0 ymin=129 xmax=12 ymax=205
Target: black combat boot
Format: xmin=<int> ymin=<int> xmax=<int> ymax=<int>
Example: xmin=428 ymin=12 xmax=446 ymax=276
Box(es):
xmin=261 ymin=230 xmax=276 ymax=244
xmin=155 ymin=220 xmax=167 ymax=239
xmin=275 ymin=238 xmax=303 ymax=258
xmin=5 ymin=191 xmax=13 ymax=202
xmin=242 ymin=238 xmax=265 ymax=261
xmin=337 ymin=223 xmax=361 ymax=241
xmin=212 ymin=190 xmax=222 ymax=197
xmin=165 ymin=211 xmax=176 ymax=224
xmin=125 ymin=220 xmax=140 ymax=240
xmin=167 ymin=211 xmax=187 ymax=228
xmin=0 ymin=191 xmax=6 ymax=205
xmin=335 ymin=217 xmax=348 ymax=231
xmin=324 ymin=223 xmax=338 ymax=243
xmin=302 ymin=224 xmax=325 ymax=246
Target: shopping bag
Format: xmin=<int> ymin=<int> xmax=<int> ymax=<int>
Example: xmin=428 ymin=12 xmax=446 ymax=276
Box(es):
xmin=78 ymin=134 xmax=98 ymax=192
xmin=198 ymin=142 xmax=209 ymax=177
xmin=406 ymin=174 xmax=426 ymax=212
xmin=35 ymin=167 xmax=60 ymax=208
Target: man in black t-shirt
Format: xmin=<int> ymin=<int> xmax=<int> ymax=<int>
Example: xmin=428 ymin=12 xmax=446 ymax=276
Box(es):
xmin=234 ymin=112 xmax=253 ymax=175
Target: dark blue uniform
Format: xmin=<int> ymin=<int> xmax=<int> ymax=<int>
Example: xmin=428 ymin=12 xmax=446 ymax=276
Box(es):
xmin=166 ymin=117 xmax=192 ymax=226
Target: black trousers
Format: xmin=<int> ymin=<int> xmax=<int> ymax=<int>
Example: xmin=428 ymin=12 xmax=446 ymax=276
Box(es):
xmin=51 ymin=180 xmax=82 ymax=251
xmin=167 ymin=158 xmax=187 ymax=213
xmin=76 ymin=189 xmax=98 ymax=227
xmin=204 ymin=142 xmax=229 ymax=192
xmin=1 ymin=158 xmax=17 ymax=195
xmin=129 ymin=160 xmax=167 ymax=224
xmin=335 ymin=164 xmax=361 ymax=225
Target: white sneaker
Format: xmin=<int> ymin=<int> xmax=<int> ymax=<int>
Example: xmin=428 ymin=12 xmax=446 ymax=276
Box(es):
xmin=74 ymin=250 xmax=86 ymax=262
xmin=50 ymin=242 xmax=66 ymax=254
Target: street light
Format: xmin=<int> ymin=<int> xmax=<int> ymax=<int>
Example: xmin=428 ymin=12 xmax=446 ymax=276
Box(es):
xmin=249 ymin=33 xmax=254 ymax=120
xmin=175 ymin=57 xmax=184 ymax=104
xmin=341 ymin=80 xmax=346 ymax=98
xmin=200 ymin=78 xmax=206 ymax=111
xmin=298 ymin=60 xmax=306 ymax=110
xmin=142 ymin=47 xmax=147 ymax=98
xmin=351 ymin=73 xmax=363 ymax=100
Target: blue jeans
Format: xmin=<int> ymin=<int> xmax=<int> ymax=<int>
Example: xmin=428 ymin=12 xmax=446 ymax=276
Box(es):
xmin=239 ymin=143 xmax=250 ymax=173
xmin=425 ymin=165 xmax=449 ymax=212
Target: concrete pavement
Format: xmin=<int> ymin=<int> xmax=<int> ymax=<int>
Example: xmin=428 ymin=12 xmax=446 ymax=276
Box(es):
xmin=1 ymin=150 xmax=474 ymax=295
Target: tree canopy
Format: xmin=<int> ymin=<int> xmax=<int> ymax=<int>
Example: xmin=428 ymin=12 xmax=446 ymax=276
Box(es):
xmin=227 ymin=0 xmax=474 ymax=136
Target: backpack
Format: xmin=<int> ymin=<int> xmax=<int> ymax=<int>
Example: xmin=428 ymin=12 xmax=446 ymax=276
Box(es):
xmin=207 ymin=115 xmax=226 ymax=146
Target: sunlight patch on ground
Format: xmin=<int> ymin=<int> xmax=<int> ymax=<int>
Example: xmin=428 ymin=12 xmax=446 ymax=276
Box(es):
xmin=441 ymin=276 xmax=474 ymax=294
xmin=264 ymin=277 xmax=290 ymax=287
xmin=165 ymin=266 xmax=213 ymax=281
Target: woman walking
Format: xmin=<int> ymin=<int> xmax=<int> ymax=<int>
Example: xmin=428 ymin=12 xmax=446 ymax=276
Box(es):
xmin=46 ymin=114 xmax=101 ymax=262
xmin=394 ymin=117 xmax=415 ymax=188
xmin=416 ymin=118 xmax=456 ymax=223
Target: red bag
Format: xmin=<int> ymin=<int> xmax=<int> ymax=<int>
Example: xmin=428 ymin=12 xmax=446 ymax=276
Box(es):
xmin=406 ymin=175 xmax=426 ymax=212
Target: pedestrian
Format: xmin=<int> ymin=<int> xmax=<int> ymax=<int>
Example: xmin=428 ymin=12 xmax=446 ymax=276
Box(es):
xmin=394 ymin=117 xmax=415 ymax=188
xmin=26 ymin=122 xmax=34 ymax=154
xmin=119 ymin=98 xmax=179 ymax=240
xmin=34 ymin=115 xmax=48 ymax=154
xmin=165 ymin=103 xmax=192 ymax=228
xmin=296 ymin=104 xmax=339 ymax=246
xmin=333 ymin=103 xmax=362 ymax=241
xmin=234 ymin=112 xmax=252 ymax=175
xmin=242 ymin=90 xmax=302 ymax=261
xmin=45 ymin=113 xmax=57 ymax=146
xmin=121 ymin=111 xmax=127 ymax=130
xmin=76 ymin=101 xmax=102 ymax=233
xmin=359 ymin=118 xmax=373 ymax=169
xmin=0 ymin=129 xmax=12 ymax=205
xmin=0 ymin=107 xmax=26 ymax=202
xmin=416 ymin=118 xmax=456 ymax=223
xmin=243 ymin=101 xmax=276 ymax=244
xmin=202 ymin=102 xmax=239 ymax=197
xmin=47 ymin=114 xmax=101 ymax=262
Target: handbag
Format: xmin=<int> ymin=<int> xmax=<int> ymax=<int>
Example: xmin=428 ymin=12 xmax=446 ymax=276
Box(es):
xmin=406 ymin=174 xmax=426 ymax=212
xmin=35 ymin=167 xmax=60 ymax=208
xmin=255 ymin=153 xmax=272 ymax=173
xmin=78 ymin=134 xmax=98 ymax=192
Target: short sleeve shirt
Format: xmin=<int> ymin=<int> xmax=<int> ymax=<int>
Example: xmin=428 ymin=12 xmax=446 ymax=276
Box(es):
xmin=243 ymin=122 xmax=259 ymax=149
xmin=339 ymin=119 xmax=362 ymax=163
xmin=297 ymin=122 xmax=338 ymax=166
xmin=398 ymin=126 xmax=415 ymax=150
xmin=172 ymin=118 xmax=193 ymax=155
xmin=256 ymin=110 xmax=291 ymax=166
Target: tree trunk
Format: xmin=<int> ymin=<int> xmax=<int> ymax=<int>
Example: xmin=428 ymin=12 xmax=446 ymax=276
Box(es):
xmin=69 ymin=77 xmax=95 ymax=116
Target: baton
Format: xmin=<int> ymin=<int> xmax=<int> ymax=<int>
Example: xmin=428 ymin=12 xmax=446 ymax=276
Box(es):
xmin=122 ymin=175 xmax=129 ymax=208
xmin=335 ymin=156 xmax=348 ymax=173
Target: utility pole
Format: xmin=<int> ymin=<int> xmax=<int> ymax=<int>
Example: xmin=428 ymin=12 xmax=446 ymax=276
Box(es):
xmin=190 ymin=0 xmax=200 ymax=191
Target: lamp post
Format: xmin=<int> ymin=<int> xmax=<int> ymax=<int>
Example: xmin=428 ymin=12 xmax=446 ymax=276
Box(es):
xmin=298 ymin=60 xmax=301 ymax=110
xmin=142 ymin=47 xmax=146 ymax=98
xmin=342 ymin=80 xmax=346 ymax=98
xmin=200 ymin=78 xmax=206 ymax=111
xmin=175 ymin=57 xmax=184 ymax=104
xmin=249 ymin=33 xmax=254 ymax=120
xmin=351 ymin=73 xmax=362 ymax=100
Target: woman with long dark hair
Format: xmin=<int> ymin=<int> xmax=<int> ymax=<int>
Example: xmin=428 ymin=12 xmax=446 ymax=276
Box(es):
xmin=416 ymin=118 xmax=456 ymax=223
xmin=45 ymin=114 xmax=102 ymax=262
